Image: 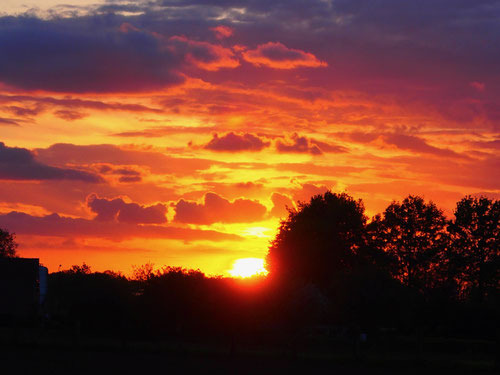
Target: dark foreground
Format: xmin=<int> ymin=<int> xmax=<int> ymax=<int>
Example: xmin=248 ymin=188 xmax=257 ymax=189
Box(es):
xmin=0 ymin=328 xmax=496 ymax=375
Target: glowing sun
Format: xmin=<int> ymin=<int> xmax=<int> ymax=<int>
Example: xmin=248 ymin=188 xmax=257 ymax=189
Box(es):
xmin=228 ymin=258 xmax=268 ymax=278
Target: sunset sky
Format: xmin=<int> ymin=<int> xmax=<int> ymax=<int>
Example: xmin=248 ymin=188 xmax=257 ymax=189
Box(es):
xmin=1 ymin=0 xmax=499 ymax=276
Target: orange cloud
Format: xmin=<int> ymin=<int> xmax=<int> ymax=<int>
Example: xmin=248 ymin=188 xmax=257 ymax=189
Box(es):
xmin=168 ymin=35 xmax=240 ymax=71
xmin=203 ymin=132 xmax=270 ymax=152
xmin=174 ymin=193 xmax=267 ymax=224
xmin=211 ymin=25 xmax=234 ymax=39
xmin=270 ymin=193 xmax=295 ymax=218
xmin=242 ymin=42 xmax=327 ymax=69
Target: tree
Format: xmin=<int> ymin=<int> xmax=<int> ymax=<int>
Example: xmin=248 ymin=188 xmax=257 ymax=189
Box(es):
xmin=0 ymin=227 xmax=18 ymax=258
xmin=266 ymin=191 xmax=366 ymax=287
xmin=448 ymin=196 xmax=499 ymax=301
xmin=369 ymin=195 xmax=449 ymax=293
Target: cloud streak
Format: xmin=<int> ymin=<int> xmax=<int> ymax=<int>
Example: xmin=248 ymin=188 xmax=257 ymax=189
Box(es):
xmin=0 ymin=142 xmax=103 ymax=183
xmin=0 ymin=211 xmax=240 ymax=241
xmin=242 ymin=42 xmax=327 ymax=69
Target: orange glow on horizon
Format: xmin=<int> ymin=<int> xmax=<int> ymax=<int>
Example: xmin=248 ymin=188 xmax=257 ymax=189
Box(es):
xmin=227 ymin=257 xmax=268 ymax=278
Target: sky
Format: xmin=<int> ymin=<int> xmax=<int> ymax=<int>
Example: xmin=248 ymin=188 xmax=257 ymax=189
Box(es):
xmin=1 ymin=0 xmax=499 ymax=276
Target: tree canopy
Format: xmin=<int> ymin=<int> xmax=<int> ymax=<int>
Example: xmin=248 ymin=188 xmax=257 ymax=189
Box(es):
xmin=0 ymin=227 xmax=18 ymax=258
xmin=449 ymin=196 xmax=500 ymax=301
xmin=368 ymin=195 xmax=449 ymax=293
xmin=266 ymin=191 xmax=366 ymax=287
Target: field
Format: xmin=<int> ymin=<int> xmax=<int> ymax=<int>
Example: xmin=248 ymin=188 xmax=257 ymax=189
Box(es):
xmin=0 ymin=326 xmax=496 ymax=374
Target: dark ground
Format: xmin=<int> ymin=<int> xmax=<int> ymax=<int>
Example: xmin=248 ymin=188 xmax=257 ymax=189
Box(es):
xmin=0 ymin=327 xmax=496 ymax=375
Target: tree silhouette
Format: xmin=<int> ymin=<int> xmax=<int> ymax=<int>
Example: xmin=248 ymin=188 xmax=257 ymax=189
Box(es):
xmin=448 ymin=196 xmax=499 ymax=301
xmin=369 ymin=195 xmax=449 ymax=293
xmin=0 ymin=227 xmax=18 ymax=258
xmin=266 ymin=191 xmax=366 ymax=287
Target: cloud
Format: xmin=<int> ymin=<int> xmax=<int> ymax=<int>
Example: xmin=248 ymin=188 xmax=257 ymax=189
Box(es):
xmin=119 ymin=176 xmax=142 ymax=183
xmin=310 ymin=139 xmax=349 ymax=153
xmin=242 ymin=42 xmax=327 ymax=69
xmin=276 ymin=134 xmax=322 ymax=155
xmin=203 ymin=132 xmax=270 ymax=152
xmin=210 ymin=25 xmax=234 ymax=39
xmin=0 ymin=211 xmax=240 ymax=242
xmin=168 ymin=35 xmax=240 ymax=71
xmin=470 ymin=139 xmax=500 ymax=150
xmin=0 ymin=94 xmax=163 ymax=115
xmin=35 ymin=143 xmax=215 ymax=176
xmin=0 ymin=117 xmax=20 ymax=126
xmin=95 ymin=164 xmax=142 ymax=182
xmin=0 ymin=142 xmax=103 ymax=183
xmin=174 ymin=192 xmax=267 ymax=224
xmin=292 ymin=183 xmax=330 ymax=204
xmin=87 ymin=194 xmax=167 ymax=224
xmin=470 ymin=81 xmax=486 ymax=92
xmin=53 ymin=110 xmax=87 ymax=121
xmin=270 ymin=192 xmax=295 ymax=218
xmin=342 ymin=131 xmax=467 ymax=158
xmin=113 ymin=125 xmax=216 ymax=138
xmin=0 ymin=16 xmax=184 ymax=93
xmin=382 ymin=134 xmax=467 ymax=159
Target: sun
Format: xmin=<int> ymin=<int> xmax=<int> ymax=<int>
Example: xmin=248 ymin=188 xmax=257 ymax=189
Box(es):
xmin=228 ymin=258 xmax=268 ymax=278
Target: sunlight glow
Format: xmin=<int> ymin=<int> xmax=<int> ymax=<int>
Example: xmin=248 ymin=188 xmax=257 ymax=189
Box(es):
xmin=228 ymin=258 xmax=268 ymax=278
xmin=242 ymin=226 xmax=273 ymax=238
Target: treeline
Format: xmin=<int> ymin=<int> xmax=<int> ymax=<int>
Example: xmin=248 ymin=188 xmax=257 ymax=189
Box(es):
xmin=46 ymin=193 xmax=498 ymax=342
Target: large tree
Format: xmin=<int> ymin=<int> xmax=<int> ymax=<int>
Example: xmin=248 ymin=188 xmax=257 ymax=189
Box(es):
xmin=0 ymin=227 xmax=18 ymax=258
xmin=369 ymin=195 xmax=449 ymax=293
xmin=266 ymin=191 xmax=366 ymax=287
xmin=448 ymin=196 xmax=499 ymax=301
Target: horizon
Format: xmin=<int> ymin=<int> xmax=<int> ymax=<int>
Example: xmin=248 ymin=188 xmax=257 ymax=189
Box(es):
xmin=1 ymin=0 xmax=499 ymax=276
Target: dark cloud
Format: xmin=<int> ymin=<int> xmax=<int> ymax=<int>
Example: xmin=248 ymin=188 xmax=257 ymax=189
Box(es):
xmin=118 ymin=175 xmax=142 ymax=183
xmin=53 ymin=110 xmax=87 ymax=121
xmin=1 ymin=0 xmax=498 ymax=128
xmin=0 ymin=16 xmax=184 ymax=93
xmin=0 ymin=142 xmax=103 ymax=183
xmin=382 ymin=134 xmax=467 ymax=159
xmin=115 ymin=168 xmax=141 ymax=176
xmin=310 ymin=139 xmax=348 ymax=153
xmin=0 ymin=211 xmax=240 ymax=241
xmin=203 ymin=132 xmax=270 ymax=152
xmin=174 ymin=192 xmax=267 ymax=224
xmin=0 ymin=117 xmax=20 ymax=126
xmin=5 ymin=104 xmax=44 ymax=117
xmin=87 ymin=194 xmax=167 ymax=224
xmin=0 ymin=94 xmax=163 ymax=115
xmin=343 ymin=131 xmax=468 ymax=159
xmin=94 ymin=164 xmax=142 ymax=181
xmin=276 ymin=134 xmax=322 ymax=155
xmin=470 ymin=139 xmax=500 ymax=151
